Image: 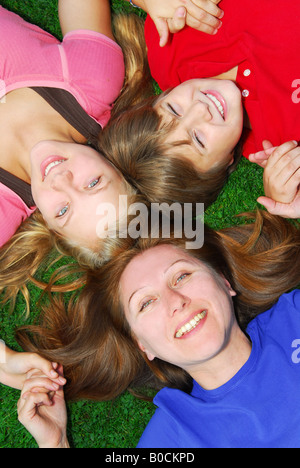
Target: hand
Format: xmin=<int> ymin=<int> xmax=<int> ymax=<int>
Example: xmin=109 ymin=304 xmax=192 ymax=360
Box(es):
xmin=138 ymin=0 xmax=224 ymax=46
xmin=255 ymin=140 xmax=300 ymax=219
xmin=262 ymin=140 xmax=300 ymax=203
xmin=0 ymin=344 xmax=64 ymax=390
xmin=18 ymin=368 xmax=69 ymax=449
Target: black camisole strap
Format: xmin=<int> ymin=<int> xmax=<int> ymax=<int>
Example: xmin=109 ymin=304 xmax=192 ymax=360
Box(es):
xmin=31 ymin=87 xmax=102 ymax=147
xmin=0 ymin=168 xmax=35 ymax=208
xmin=0 ymin=87 xmax=102 ymax=207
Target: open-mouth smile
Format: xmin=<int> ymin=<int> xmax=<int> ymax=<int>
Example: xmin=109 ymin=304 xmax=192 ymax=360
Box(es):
xmin=175 ymin=310 xmax=207 ymax=338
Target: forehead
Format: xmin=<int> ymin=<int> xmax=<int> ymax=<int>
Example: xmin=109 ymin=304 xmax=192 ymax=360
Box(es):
xmin=120 ymin=245 xmax=199 ymax=291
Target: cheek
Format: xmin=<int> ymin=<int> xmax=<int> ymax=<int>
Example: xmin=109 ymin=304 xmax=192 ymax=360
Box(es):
xmin=133 ymin=310 xmax=166 ymax=346
xmin=31 ymin=185 xmax=58 ymax=220
xmin=30 ymin=183 xmax=44 ymax=211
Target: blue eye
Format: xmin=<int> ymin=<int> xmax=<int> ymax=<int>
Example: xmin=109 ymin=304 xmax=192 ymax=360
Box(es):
xmin=175 ymin=273 xmax=191 ymax=285
xmin=88 ymin=178 xmax=101 ymax=189
xmin=57 ymin=205 xmax=69 ymax=218
xmin=140 ymin=299 xmax=154 ymax=312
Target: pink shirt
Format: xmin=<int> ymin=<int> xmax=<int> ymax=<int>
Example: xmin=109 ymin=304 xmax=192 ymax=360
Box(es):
xmin=0 ymin=184 xmax=35 ymax=247
xmin=0 ymin=6 xmax=125 ymax=247
xmin=0 ymin=6 xmax=124 ymax=127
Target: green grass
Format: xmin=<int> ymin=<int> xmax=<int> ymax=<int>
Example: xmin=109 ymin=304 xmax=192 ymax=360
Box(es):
xmin=0 ymin=0 xmax=266 ymax=448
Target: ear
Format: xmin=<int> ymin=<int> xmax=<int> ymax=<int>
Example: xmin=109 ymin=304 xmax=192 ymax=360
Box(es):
xmin=227 ymin=151 xmax=235 ymax=167
xmin=223 ymin=277 xmax=237 ymax=297
xmin=137 ymin=341 xmax=156 ymax=362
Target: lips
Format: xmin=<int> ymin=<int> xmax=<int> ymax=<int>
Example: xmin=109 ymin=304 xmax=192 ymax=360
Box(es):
xmin=40 ymin=156 xmax=67 ymax=181
xmin=204 ymin=90 xmax=227 ymax=120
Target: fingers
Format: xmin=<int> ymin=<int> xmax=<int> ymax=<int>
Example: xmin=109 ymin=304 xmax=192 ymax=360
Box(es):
xmin=154 ymin=17 xmax=171 ymax=47
xmin=26 ymin=354 xmax=60 ymax=380
xmin=262 ymin=140 xmax=274 ymax=152
xmin=22 ymin=366 xmax=67 ymax=402
xmin=249 ymin=150 xmax=272 ymax=168
xmin=257 ymin=196 xmax=299 ymax=219
xmin=189 ymin=0 xmax=224 ymax=19
xmin=18 ymin=391 xmax=53 ymax=425
xmin=185 ymin=0 xmax=224 ymax=32
xmin=167 ymin=7 xmax=187 ymax=35
xmin=154 ymin=0 xmax=224 ymax=46
xmin=21 ymin=376 xmax=63 ymax=400
xmin=26 ymin=364 xmax=66 ymax=385
xmin=263 ymin=141 xmax=300 ymax=202
xmin=186 ymin=14 xmax=222 ymax=35
xmin=249 ymin=146 xmax=277 ymax=168
xmin=265 ymin=140 xmax=298 ymax=172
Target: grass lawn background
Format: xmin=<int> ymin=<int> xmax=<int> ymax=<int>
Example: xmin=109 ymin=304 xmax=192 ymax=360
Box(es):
xmin=0 ymin=0 xmax=265 ymax=448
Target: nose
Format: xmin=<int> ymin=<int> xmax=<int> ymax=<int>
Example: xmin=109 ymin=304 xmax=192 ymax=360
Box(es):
xmin=194 ymin=100 xmax=213 ymax=122
xmin=181 ymin=100 xmax=213 ymax=128
xmin=50 ymin=170 xmax=73 ymax=191
xmin=167 ymin=288 xmax=190 ymax=317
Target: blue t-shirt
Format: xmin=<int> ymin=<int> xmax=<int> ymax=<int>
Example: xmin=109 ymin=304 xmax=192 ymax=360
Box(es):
xmin=137 ymin=290 xmax=300 ymax=448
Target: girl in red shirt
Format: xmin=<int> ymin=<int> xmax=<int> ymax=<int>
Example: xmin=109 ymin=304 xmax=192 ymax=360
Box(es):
xmin=101 ymin=0 xmax=300 ymax=217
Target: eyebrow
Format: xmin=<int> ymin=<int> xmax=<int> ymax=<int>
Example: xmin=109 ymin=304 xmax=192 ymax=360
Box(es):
xmin=158 ymin=105 xmax=206 ymax=155
xmin=171 ymin=138 xmax=206 ymax=161
xmin=127 ymin=258 xmax=197 ymax=307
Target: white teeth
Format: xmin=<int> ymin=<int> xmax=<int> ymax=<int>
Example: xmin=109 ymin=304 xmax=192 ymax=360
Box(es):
xmin=175 ymin=310 xmax=207 ymax=338
xmin=44 ymin=160 xmax=65 ymax=178
xmin=205 ymin=93 xmax=224 ymax=118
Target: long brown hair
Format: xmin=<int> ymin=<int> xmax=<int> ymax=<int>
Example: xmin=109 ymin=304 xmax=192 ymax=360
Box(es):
xmin=17 ymin=211 xmax=300 ymax=400
xmin=97 ymin=12 xmax=243 ymax=210
xmin=98 ymin=97 xmax=243 ymax=210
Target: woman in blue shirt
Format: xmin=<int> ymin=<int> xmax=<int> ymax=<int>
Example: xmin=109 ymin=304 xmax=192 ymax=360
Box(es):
xmin=17 ymin=211 xmax=300 ymax=448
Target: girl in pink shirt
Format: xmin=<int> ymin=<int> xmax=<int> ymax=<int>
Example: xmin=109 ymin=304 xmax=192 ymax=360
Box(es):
xmin=0 ymin=0 xmax=128 ymax=394
xmin=0 ymin=0 xmax=223 ymax=395
xmin=0 ymin=2 xmax=125 ymax=249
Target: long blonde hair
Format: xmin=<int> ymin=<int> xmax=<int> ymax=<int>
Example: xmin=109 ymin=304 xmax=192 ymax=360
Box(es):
xmin=0 ymin=13 xmax=152 ymax=312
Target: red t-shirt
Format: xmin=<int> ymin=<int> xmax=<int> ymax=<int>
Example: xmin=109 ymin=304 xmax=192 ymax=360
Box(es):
xmin=145 ymin=0 xmax=300 ymax=157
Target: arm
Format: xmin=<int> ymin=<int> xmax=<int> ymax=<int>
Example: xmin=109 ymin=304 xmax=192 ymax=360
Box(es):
xmin=125 ymin=0 xmax=224 ymax=46
xmin=58 ymin=0 xmax=114 ymax=40
xmin=0 ymin=340 xmax=65 ymax=390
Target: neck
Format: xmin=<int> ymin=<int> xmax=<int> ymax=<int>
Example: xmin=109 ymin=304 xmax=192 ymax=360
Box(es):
xmin=0 ymin=88 xmax=86 ymax=183
xmin=212 ymin=66 xmax=238 ymax=82
xmin=189 ymin=325 xmax=252 ymax=391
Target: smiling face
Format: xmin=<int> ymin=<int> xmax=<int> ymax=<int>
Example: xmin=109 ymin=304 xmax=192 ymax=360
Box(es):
xmin=154 ymin=79 xmax=244 ymax=171
xmin=120 ymin=244 xmax=240 ymax=377
xmin=30 ymin=141 xmax=128 ymax=247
